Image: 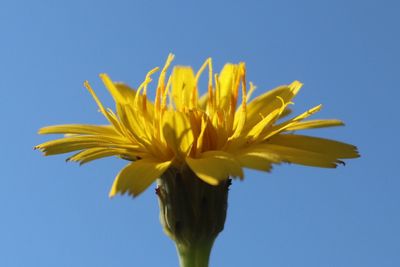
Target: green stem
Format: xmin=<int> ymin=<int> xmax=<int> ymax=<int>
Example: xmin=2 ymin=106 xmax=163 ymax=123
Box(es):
xmin=176 ymin=240 xmax=214 ymax=267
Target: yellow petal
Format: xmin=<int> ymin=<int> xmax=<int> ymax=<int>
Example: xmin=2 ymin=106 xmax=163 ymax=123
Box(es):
xmin=235 ymin=145 xmax=281 ymax=172
xmin=235 ymin=153 xmax=274 ymax=172
xmin=121 ymin=104 xmax=151 ymax=142
xmin=211 ymin=111 xmax=228 ymax=149
xmin=267 ymin=134 xmax=359 ymax=159
xmin=230 ymin=107 xmax=246 ymax=140
xmin=252 ymin=143 xmax=350 ymax=168
xmin=100 ymin=78 xmax=155 ymax=132
xmin=110 ymin=81 xmax=156 ymax=114
xmin=67 ymin=147 xmax=132 ymax=165
xmin=217 ymin=64 xmax=240 ymax=112
xmin=261 ymin=104 xmax=322 ymax=140
xmin=109 ymin=159 xmax=172 ymax=197
xmin=198 ymin=92 xmax=208 ymax=111
xmin=263 ymin=144 xmax=342 ymax=167
xmin=171 ymin=66 xmax=196 ymax=110
xmin=285 ymin=119 xmax=344 ymax=131
xmin=38 ymin=124 xmax=118 ymax=136
xmin=162 ymin=110 xmax=194 ymax=157
xmin=278 ymin=107 xmax=293 ymax=119
xmin=114 ymin=81 xmax=155 ymax=116
xmin=245 ymin=81 xmax=302 ymax=130
xmin=35 ymin=135 xmax=134 ymax=155
xmin=196 ymin=114 xmax=219 ymax=152
xmin=186 ymin=151 xmax=243 ymax=185
xmin=246 ymin=108 xmax=282 ymax=141
xmin=114 ymin=83 xmax=137 ymax=102
xmin=100 ymin=74 xmax=129 ymax=105
xmin=84 ymin=81 xmax=125 ymax=134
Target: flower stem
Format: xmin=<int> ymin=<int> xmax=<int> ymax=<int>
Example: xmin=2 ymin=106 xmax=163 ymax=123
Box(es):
xmin=176 ymin=239 xmax=214 ymax=267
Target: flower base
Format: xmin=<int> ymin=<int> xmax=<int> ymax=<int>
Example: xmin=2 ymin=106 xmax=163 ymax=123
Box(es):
xmin=156 ymin=165 xmax=231 ymax=267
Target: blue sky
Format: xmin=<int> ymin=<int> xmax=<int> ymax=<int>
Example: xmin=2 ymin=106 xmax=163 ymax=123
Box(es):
xmin=1 ymin=0 xmax=399 ymax=266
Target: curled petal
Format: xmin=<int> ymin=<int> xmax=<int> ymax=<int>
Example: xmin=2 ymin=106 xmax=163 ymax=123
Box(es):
xmin=109 ymin=159 xmax=172 ymax=197
xmin=186 ymin=151 xmax=243 ymax=185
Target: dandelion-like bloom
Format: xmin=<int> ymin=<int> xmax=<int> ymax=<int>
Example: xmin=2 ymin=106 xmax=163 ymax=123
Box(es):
xmin=36 ymin=54 xmax=359 ymax=266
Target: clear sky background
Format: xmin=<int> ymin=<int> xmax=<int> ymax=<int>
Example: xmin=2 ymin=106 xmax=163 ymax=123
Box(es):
xmin=1 ymin=0 xmax=399 ymax=266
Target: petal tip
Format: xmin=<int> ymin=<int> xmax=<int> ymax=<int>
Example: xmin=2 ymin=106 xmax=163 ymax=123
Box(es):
xmin=108 ymin=189 xmax=117 ymax=199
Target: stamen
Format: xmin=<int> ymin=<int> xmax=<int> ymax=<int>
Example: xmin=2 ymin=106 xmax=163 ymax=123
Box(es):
xmin=195 ymin=58 xmax=214 ymax=113
xmin=214 ymin=74 xmax=220 ymax=107
xmin=208 ymin=59 xmax=213 ymax=89
xmin=208 ymin=82 xmax=214 ymax=114
xmin=196 ymin=115 xmax=208 ymax=153
xmin=135 ymin=67 xmax=159 ymax=112
xmin=207 ymin=59 xmax=214 ymax=113
xmin=84 ymin=81 xmax=107 ymax=114
xmin=84 ymin=81 xmax=124 ymax=134
xmin=275 ymin=96 xmax=293 ymax=116
xmin=189 ymin=84 xmax=198 ymax=109
xmin=247 ymin=82 xmax=256 ymax=102
xmin=156 ymin=54 xmax=175 ymax=114
xmin=158 ymin=53 xmax=175 ymax=89
xmin=136 ymin=68 xmax=157 ymax=94
xmin=229 ymin=64 xmax=247 ymax=139
xmin=240 ymin=63 xmax=247 ymax=111
xmin=230 ymin=65 xmax=242 ymax=114
xmin=276 ymin=96 xmax=286 ymax=109
xmin=217 ymin=110 xmax=224 ymax=127
xmin=195 ymin=58 xmax=211 ymax=82
xmin=142 ymin=67 xmax=160 ymax=97
xmin=162 ymin=75 xmax=172 ymax=111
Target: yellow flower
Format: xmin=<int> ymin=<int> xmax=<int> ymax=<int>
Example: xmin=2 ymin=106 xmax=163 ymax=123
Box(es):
xmin=36 ymin=54 xmax=359 ymax=197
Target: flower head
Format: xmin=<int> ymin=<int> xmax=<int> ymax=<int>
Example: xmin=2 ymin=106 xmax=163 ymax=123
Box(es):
xmin=36 ymin=54 xmax=359 ymax=197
